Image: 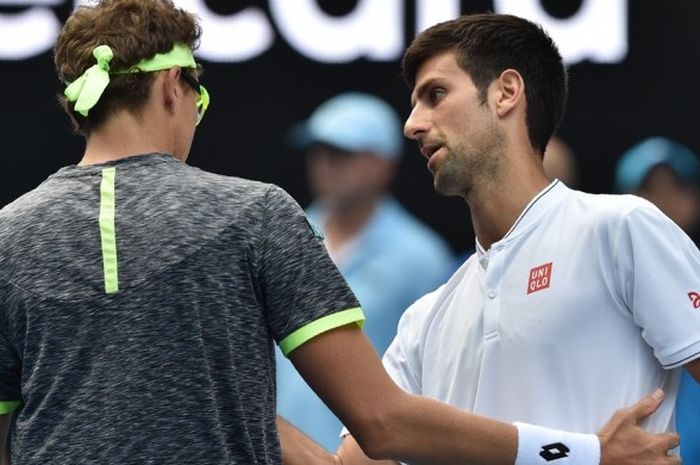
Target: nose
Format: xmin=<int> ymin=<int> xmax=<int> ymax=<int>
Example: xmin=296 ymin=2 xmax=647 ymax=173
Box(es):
xmin=403 ymin=106 xmax=428 ymax=140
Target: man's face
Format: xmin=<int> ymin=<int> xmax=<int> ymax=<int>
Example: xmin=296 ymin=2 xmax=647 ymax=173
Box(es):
xmin=306 ymin=145 xmax=394 ymax=211
xmin=404 ymin=51 xmax=505 ymax=197
xmin=636 ymin=165 xmax=700 ymax=234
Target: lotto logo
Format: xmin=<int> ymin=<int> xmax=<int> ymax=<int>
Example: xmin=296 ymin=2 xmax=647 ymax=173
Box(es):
xmin=527 ymin=262 xmax=553 ymax=295
xmin=539 ymin=442 xmax=570 ymax=461
xmin=689 ymin=292 xmax=700 ymax=309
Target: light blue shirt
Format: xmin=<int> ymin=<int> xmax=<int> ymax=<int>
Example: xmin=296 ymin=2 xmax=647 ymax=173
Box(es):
xmin=677 ymin=371 xmax=700 ymax=464
xmin=276 ymin=196 xmax=453 ymax=451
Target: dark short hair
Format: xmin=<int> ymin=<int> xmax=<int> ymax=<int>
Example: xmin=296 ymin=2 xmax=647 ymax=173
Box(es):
xmin=402 ymin=13 xmax=567 ymax=154
xmin=54 ymin=0 xmax=201 ymax=136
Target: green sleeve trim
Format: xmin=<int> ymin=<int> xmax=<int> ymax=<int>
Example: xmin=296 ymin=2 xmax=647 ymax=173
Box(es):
xmin=0 ymin=401 xmax=21 ymax=414
xmin=99 ymin=167 xmax=119 ymax=294
xmin=280 ymin=307 xmax=365 ymax=357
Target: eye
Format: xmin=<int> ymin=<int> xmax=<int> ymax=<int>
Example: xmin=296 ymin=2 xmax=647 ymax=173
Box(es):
xmin=428 ymin=87 xmax=445 ymax=105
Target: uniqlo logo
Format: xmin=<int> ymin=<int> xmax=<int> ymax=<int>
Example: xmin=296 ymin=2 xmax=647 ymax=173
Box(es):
xmin=689 ymin=292 xmax=700 ymax=309
xmin=528 ymin=262 xmax=553 ymax=295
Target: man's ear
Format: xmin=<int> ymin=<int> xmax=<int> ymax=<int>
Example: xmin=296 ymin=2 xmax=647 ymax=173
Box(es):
xmin=162 ymin=66 xmax=183 ymax=108
xmin=493 ymin=68 xmax=525 ymax=118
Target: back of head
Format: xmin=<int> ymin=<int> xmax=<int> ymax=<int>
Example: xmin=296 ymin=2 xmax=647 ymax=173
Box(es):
xmin=54 ymin=0 xmax=201 ymax=136
xmin=402 ymin=13 xmax=567 ymax=154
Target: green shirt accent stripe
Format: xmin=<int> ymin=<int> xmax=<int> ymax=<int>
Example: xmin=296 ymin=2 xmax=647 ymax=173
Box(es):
xmin=279 ymin=307 xmax=365 ymax=357
xmin=99 ymin=167 xmax=119 ymax=294
xmin=0 ymin=401 xmax=21 ymax=414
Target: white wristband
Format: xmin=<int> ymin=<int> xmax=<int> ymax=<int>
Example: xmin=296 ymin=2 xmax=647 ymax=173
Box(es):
xmin=514 ymin=422 xmax=600 ymax=465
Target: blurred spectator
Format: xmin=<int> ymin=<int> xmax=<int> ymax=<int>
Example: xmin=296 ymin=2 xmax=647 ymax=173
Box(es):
xmin=276 ymin=92 xmax=453 ymax=450
xmin=544 ymin=136 xmax=579 ymax=187
xmin=615 ymin=136 xmax=700 ymax=464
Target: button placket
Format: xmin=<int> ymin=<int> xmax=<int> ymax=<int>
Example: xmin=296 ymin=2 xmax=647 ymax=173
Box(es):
xmin=482 ymin=243 xmax=505 ymax=338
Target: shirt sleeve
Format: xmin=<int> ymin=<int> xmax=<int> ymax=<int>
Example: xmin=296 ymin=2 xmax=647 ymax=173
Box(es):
xmin=613 ymin=203 xmax=700 ymax=368
xmin=257 ymin=186 xmax=363 ymax=357
xmin=381 ymin=288 xmax=445 ymax=395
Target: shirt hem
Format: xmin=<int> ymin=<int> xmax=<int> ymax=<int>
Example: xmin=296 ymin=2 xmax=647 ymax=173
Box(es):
xmin=280 ymin=307 xmax=365 ymax=357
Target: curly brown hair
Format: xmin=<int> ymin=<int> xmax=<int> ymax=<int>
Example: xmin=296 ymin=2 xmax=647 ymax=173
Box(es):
xmin=54 ymin=0 xmax=201 ymax=136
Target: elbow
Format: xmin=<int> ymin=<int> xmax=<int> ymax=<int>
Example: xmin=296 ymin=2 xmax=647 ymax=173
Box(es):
xmin=354 ymin=434 xmax=392 ymax=461
xmin=353 ymin=426 xmax=398 ymax=461
xmin=347 ymin=400 xmax=406 ymax=461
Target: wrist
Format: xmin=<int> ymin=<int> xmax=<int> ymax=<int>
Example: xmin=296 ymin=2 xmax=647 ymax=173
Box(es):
xmin=514 ymin=422 xmax=600 ymax=465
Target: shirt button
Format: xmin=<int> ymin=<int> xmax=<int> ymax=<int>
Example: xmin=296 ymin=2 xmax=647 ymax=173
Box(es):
xmin=488 ymin=289 xmax=498 ymax=299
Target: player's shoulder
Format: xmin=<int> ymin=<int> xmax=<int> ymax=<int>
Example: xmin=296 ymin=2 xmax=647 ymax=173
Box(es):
xmin=396 ymin=285 xmax=445 ymax=340
xmin=0 ymin=179 xmax=59 ymax=242
xmin=183 ymin=165 xmax=273 ymax=200
xmin=566 ymin=189 xmax=662 ymax=227
xmin=182 ymin=166 xmax=302 ymax=215
xmin=397 ymin=254 xmax=477 ymax=333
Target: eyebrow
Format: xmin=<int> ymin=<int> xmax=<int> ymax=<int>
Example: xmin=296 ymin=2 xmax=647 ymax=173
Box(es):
xmin=411 ymin=77 xmax=439 ymax=108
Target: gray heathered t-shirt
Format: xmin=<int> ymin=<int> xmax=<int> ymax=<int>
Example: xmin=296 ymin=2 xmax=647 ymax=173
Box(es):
xmin=0 ymin=153 xmax=361 ymax=464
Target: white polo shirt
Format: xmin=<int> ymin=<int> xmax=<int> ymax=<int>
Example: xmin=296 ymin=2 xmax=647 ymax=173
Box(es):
xmin=383 ymin=180 xmax=700 ymax=433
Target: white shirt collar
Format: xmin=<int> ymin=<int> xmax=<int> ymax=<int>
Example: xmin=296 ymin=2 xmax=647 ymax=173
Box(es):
xmin=476 ymin=179 xmax=568 ymax=256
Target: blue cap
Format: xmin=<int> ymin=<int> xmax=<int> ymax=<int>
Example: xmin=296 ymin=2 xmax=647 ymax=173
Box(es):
xmin=614 ymin=137 xmax=700 ymax=193
xmin=290 ymin=92 xmax=403 ymax=161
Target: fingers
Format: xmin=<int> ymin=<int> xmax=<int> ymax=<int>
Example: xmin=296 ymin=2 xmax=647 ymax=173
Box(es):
xmin=651 ymin=432 xmax=681 ymax=464
xmin=662 ymin=455 xmax=682 ymax=465
xmin=626 ymin=388 xmax=665 ymax=422
xmin=598 ymin=392 xmax=680 ymax=465
xmin=660 ymin=432 xmax=681 ymax=451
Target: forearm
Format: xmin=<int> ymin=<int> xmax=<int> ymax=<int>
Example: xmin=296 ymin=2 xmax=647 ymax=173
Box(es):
xmin=363 ymin=390 xmax=517 ymax=465
xmin=291 ymin=325 xmax=675 ymax=465
xmin=277 ymin=416 xmax=337 ymax=465
xmin=289 ymin=326 xmax=517 ymax=464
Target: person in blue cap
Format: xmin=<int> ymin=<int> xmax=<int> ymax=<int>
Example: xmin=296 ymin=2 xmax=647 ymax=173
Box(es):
xmin=277 ymin=92 xmax=454 ymax=451
xmin=615 ymin=136 xmax=700 ymax=465
xmin=615 ymin=136 xmax=700 ymax=243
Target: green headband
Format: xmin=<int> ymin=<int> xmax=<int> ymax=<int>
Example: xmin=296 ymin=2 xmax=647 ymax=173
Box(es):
xmin=65 ymin=43 xmax=207 ymax=121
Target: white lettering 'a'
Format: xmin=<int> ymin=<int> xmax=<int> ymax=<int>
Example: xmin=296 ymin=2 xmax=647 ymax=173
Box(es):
xmin=0 ymin=8 xmax=59 ymax=60
xmin=415 ymin=0 xmax=460 ymax=34
xmin=176 ymin=0 xmax=274 ymax=62
xmin=0 ymin=0 xmax=629 ymax=64
xmin=268 ymin=0 xmax=402 ymax=63
xmin=494 ymin=0 xmax=628 ymax=63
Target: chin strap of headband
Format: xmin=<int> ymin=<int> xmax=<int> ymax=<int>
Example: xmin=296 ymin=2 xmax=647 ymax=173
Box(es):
xmin=64 ymin=45 xmax=114 ymax=117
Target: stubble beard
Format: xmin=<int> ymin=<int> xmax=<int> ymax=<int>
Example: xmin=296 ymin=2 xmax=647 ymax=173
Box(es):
xmin=433 ymin=126 xmax=506 ymax=199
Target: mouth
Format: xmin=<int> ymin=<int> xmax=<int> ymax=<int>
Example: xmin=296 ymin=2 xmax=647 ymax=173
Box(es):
xmin=419 ymin=143 xmax=443 ymax=160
